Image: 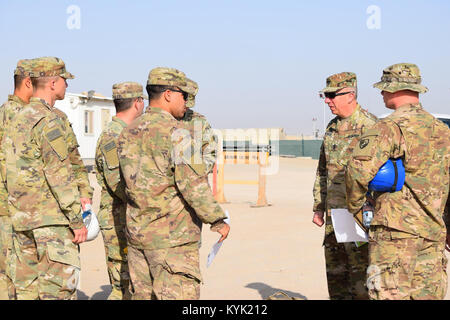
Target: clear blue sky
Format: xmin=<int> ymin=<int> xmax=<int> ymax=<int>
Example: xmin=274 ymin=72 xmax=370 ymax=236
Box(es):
xmin=1 ymin=0 xmax=449 ymax=135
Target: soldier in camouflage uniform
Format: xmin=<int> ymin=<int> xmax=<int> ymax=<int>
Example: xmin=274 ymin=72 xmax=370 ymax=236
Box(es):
xmin=0 ymin=59 xmax=35 ymax=300
xmin=118 ymin=67 xmax=230 ymax=300
xmin=312 ymin=72 xmax=377 ymax=300
xmin=1 ymin=57 xmax=87 ymax=300
xmin=346 ymin=63 xmax=450 ymax=300
xmin=180 ymin=78 xmax=217 ymax=176
xmin=95 ymin=82 xmax=146 ymax=300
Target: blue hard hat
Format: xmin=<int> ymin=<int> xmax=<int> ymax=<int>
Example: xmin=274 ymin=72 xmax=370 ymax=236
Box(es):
xmin=368 ymin=158 xmax=405 ymax=192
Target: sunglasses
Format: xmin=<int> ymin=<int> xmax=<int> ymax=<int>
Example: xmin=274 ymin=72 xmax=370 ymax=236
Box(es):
xmin=169 ymin=89 xmax=189 ymax=101
xmin=319 ymin=91 xmax=354 ymax=99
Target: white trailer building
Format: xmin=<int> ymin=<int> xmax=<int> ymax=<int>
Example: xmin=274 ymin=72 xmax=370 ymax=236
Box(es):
xmin=54 ymin=91 xmax=115 ymax=163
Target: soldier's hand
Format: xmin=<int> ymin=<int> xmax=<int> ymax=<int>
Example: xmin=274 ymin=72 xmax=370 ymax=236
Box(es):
xmin=217 ymin=223 xmax=230 ymax=243
xmin=80 ymin=198 xmax=92 ymax=211
xmin=366 ymin=194 xmax=376 ymax=207
xmin=446 ymin=234 xmax=450 ymax=252
xmin=73 ymin=226 xmax=88 ymax=244
xmin=312 ymin=211 xmax=324 ymax=227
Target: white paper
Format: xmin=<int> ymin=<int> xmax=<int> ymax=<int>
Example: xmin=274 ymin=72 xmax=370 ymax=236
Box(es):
xmin=330 ymin=209 xmax=368 ymax=243
xmin=206 ymin=210 xmax=230 ymax=268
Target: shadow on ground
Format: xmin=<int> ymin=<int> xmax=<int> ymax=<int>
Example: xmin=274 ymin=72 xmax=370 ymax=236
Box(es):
xmin=77 ymin=285 xmax=111 ymax=300
xmin=245 ymin=282 xmax=307 ymax=300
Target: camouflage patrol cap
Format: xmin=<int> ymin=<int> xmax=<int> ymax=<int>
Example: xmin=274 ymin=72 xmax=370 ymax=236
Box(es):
xmin=185 ymin=78 xmax=198 ymax=108
xmin=14 ymin=59 xmax=34 ymax=77
xmin=373 ymin=63 xmax=428 ymax=94
xmin=112 ymin=82 xmax=147 ymax=100
xmin=321 ymin=72 xmax=357 ymax=93
xmin=28 ymin=56 xmax=75 ymax=79
xmin=147 ymin=67 xmax=190 ymax=93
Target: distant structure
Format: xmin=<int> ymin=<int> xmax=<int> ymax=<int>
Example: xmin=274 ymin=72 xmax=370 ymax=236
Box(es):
xmin=216 ymin=127 xmax=322 ymax=159
xmin=216 ymin=127 xmax=285 ymax=144
xmin=54 ymin=91 xmax=115 ymax=162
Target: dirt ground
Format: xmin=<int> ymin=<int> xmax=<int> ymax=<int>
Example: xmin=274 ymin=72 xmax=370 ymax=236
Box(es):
xmin=77 ymin=157 xmax=450 ymax=300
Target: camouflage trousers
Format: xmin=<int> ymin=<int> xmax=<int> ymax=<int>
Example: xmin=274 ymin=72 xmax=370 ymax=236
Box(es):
xmin=0 ymin=215 xmax=15 ymax=299
xmin=323 ymin=232 xmax=369 ymax=300
xmin=128 ymin=243 xmax=201 ymax=300
xmin=100 ymin=225 xmax=130 ymax=300
xmin=367 ymin=226 xmax=448 ymax=300
xmin=11 ymin=225 xmax=81 ymax=300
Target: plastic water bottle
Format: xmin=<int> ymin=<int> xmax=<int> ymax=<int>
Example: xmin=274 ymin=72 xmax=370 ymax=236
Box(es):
xmin=362 ymin=201 xmax=374 ymax=229
xmin=82 ymin=203 xmax=93 ymax=228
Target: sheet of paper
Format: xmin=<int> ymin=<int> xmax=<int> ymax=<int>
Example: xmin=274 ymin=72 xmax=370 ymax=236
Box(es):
xmin=207 ymin=210 xmax=230 ymax=268
xmin=330 ymin=208 xmax=368 ymax=243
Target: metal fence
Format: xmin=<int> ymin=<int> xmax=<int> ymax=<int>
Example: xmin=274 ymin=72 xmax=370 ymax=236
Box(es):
xmin=222 ymin=140 xmax=322 ymax=160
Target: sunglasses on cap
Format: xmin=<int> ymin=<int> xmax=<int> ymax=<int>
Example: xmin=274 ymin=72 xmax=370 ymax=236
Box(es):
xmin=319 ymin=91 xmax=354 ymax=99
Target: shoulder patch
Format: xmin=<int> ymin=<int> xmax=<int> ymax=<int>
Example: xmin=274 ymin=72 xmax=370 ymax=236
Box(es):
xmin=44 ymin=125 xmax=68 ymax=161
xmin=353 ymin=129 xmax=379 ymax=159
xmin=102 ymin=140 xmax=119 ymax=169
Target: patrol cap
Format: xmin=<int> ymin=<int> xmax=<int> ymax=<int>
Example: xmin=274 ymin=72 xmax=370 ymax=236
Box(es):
xmin=147 ymin=67 xmax=190 ymax=93
xmin=28 ymin=56 xmax=75 ymax=79
xmin=112 ymin=82 xmax=147 ymax=100
xmin=321 ymin=72 xmax=357 ymax=93
xmin=14 ymin=59 xmax=34 ymax=77
xmin=185 ymin=78 xmax=198 ymax=108
xmin=373 ymin=63 xmax=428 ymax=94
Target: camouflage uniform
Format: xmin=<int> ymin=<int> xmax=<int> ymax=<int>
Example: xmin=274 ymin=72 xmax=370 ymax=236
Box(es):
xmin=118 ymin=68 xmax=227 ymax=300
xmin=313 ymin=72 xmax=377 ymax=300
xmin=0 ymin=60 xmax=35 ymax=300
xmin=95 ymin=82 xmax=145 ymax=300
xmin=180 ymin=78 xmax=217 ymax=176
xmin=346 ymin=63 xmax=450 ymax=300
xmin=1 ymin=57 xmax=83 ymax=300
xmin=52 ymin=108 xmax=93 ymax=200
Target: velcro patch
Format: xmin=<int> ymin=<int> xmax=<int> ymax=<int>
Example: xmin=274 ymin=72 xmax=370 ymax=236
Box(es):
xmin=45 ymin=127 xmax=68 ymax=161
xmin=102 ymin=141 xmax=119 ymax=169
xmin=104 ymin=141 xmax=116 ymax=152
xmin=46 ymin=128 xmax=63 ymax=141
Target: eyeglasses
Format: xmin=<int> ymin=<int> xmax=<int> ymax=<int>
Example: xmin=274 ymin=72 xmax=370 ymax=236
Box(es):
xmin=169 ymin=89 xmax=188 ymax=101
xmin=319 ymin=91 xmax=354 ymax=99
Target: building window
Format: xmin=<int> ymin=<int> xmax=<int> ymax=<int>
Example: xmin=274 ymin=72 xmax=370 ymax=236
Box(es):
xmin=84 ymin=110 xmax=94 ymax=134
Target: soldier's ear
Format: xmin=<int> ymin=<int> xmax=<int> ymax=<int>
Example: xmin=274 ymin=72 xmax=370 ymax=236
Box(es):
xmin=163 ymin=90 xmax=172 ymax=103
xmin=348 ymin=92 xmax=356 ymax=103
xmin=48 ymin=78 xmax=57 ymax=91
xmin=24 ymin=77 xmax=33 ymax=89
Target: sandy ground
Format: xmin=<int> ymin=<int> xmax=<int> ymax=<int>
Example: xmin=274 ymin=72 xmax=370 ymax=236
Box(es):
xmin=77 ymin=157 xmax=450 ymax=300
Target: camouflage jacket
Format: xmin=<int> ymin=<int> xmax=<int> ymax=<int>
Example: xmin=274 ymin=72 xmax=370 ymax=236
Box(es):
xmin=118 ymin=107 xmax=227 ymax=250
xmin=346 ymin=103 xmax=450 ymax=241
xmin=53 ymin=108 xmax=93 ymax=199
xmin=313 ymin=104 xmax=377 ymax=212
xmin=95 ymin=116 xmax=127 ymax=229
xmin=0 ymin=95 xmax=27 ymax=216
xmin=181 ymin=109 xmax=217 ymax=176
xmin=2 ymin=97 xmax=83 ymax=231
